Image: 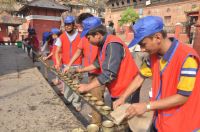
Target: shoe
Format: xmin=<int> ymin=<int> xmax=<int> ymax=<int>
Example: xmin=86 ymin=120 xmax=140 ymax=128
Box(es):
xmin=88 ymin=113 xmax=92 ymax=118
xmin=50 ymin=82 xmax=56 ymax=86
xmin=57 ymin=92 xmax=63 ymax=96
xmin=75 ymin=106 xmax=81 ymax=112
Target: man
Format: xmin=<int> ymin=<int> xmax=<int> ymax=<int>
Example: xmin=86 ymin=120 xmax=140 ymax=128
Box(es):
xmin=55 ymin=16 xmax=82 ymax=111
xmin=63 ymin=13 xmax=103 ymax=125
xmin=113 ymin=16 xmax=200 ymax=131
xmin=77 ymin=17 xmax=139 ymax=105
xmin=28 ymin=30 xmax=39 ymax=62
xmin=106 ymin=21 xmax=116 ymax=35
xmin=43 ymin=28 xmax=61 ymax=85
xmin=60 ymin=11 xmax=76 ymax=32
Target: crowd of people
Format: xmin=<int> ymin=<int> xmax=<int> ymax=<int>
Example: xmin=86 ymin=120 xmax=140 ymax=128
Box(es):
xmin=25 ymin=12 xmax=200 ymax=132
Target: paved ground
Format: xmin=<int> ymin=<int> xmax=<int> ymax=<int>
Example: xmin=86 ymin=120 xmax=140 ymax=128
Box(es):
xmin=0 ymin=46 xmax=84 ymax=132
xmin=0 ymin=45 xmax=151 ymax=132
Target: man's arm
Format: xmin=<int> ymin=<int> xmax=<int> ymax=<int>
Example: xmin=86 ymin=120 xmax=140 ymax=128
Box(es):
xmin=78 ymin=42 xmax=124 ymax=93
xmin=55 ymin=38 xmax=62 ymax=70
xmin=78 ymin=78 xmax=101 ymax=93
xmin=64 ymin=49 xmax=82 ymax=72
xmin=150 ymin=94 xmax=188 ymax=110
xmin=126 ymin=56 xmax=198 ymax=118
xmin=65 ymin=38 xmax=84 ymax=72
xmin=68 ymin=49 xmax=82 ymax=66
xmin=77 ymin=64 xmax=98 ymax=73
xmin=126 ymin=94 xmax=188 ymax=119
xmin=43 ymin=52 xmax=53 ymax=60
xmin=113 ymin=74 xmax=144 ymax=109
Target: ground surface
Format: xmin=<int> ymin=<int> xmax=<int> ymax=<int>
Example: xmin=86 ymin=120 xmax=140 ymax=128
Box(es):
xmin=0 ymin=45 xmax=151 ymax=132
xmin=0 ymin=46 xmax=84 ymax=132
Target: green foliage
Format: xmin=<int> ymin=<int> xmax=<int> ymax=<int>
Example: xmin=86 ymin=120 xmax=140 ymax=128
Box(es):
xmin=119 ymin=7 xmax=139 ymax=26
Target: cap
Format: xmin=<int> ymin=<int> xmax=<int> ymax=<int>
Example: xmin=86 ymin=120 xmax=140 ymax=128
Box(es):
xmin=64 ymin=16 xmax=75 ymax=24
xmin=50 ymin=28 xmax=60 ymax=35
xmin=128 ymin=16 xmax=164 ymax=48
xmin=81 ymin=16 xmax=102 ymax=38
xmin=42 ymin=32 xmax=51 ymax=43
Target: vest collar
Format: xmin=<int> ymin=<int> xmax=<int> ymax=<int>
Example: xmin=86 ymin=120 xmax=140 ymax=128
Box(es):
xmin=98 ymin=34 xmax=108 ymax=48
xmin=162 ymin=38 xmax=179 ymax=61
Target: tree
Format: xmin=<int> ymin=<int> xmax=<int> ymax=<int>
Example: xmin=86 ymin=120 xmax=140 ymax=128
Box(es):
xmin=119 ymin=7 xmax=139 ymax=26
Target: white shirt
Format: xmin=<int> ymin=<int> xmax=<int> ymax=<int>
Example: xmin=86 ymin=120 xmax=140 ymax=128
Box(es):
xmin=55 ymin=30 xmax=78 ymax=47
xmin=41 ymin=41 xmax=50 ymax=55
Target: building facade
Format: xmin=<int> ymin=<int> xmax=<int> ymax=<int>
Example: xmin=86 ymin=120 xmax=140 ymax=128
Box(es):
xmin=18 ymin=0 xmax=68 ymax=41
xmin=0 ymin=11 xmax=24 ymax=42
xmin=105 ymin=0 xmax=200 ymax=44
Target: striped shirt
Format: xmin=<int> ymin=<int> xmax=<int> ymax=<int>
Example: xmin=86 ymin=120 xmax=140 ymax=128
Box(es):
xmin=140 ymin=39 xmax=198 ymax=96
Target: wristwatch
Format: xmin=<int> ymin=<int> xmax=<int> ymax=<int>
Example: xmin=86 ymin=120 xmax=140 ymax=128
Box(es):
xmin=146 ymin=102 xmax=151 ymax=111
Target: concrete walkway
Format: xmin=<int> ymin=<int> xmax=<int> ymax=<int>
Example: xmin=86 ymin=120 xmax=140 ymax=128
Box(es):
xmin=0 ymin=46 xmax=84 ymax=132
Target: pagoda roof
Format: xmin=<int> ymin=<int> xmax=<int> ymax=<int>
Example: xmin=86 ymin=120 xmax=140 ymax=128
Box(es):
xmin=185 ymin=6 xmax=200 ymax=14
xmin=19 ymin=0 xmax=68 ymax=11
xmin=0 ymin=11 xmax=25 ymax=26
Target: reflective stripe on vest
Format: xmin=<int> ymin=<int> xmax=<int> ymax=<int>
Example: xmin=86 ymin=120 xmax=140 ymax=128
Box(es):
xmin=151 ymin=42 xmax=200 ymax=131
xmin=98 ymin=34 xmax=138 ymax=97
xmin=60 ymin=32 xmax=82 ymax=65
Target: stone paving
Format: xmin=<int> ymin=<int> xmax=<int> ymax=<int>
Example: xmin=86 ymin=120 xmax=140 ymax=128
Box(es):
xmin=0 ymin=45 xmax=152 ymax=132
xmin=0 ymin=46 xmax=84 ymax=132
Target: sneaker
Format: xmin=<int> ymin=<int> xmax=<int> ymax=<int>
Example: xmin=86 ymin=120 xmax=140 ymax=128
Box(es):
xmin=88 ymin=113 xmax=92 ymax=118
xmin=75 ymin=106 xmax=81 ymax=112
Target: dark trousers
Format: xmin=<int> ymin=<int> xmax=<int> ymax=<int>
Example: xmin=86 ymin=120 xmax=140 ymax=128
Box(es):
xmin=150 ymin=124 xmax=157 ymax=132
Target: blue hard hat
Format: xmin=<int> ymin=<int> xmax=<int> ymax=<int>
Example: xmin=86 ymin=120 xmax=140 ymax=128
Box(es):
xmin=128 ymin=16 xmax=164 ymax=48
xmin=64 ymin=16 xmax=75 ymax=24
xmin=28 ymin=28 xmax=36 ymax=35
xmin=81 ymin=16 xmax=102 ymax=38
xmin=42 ymin=32 xmax=51 ymax=44
xmin=50 ymin=28 xmax=60 ymax=35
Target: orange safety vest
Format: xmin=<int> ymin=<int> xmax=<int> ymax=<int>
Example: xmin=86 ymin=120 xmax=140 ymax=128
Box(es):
xmin=60 ymin=32 xmax=82 ymax=65
xmin=150 ymin=42 xmax=200 ymax=132
xmin=51 ymin=44 xmax=61 ymax=66
xmin=81 ymin=37 xmax=100 ymax=74
xmin=98 ymin=35 xmax=138 ymax=97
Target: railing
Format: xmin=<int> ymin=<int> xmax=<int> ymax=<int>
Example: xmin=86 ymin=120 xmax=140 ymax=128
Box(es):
xmin=38 ymin=57 xmax=128 ymax=131
xmin=164 ymin=26 xmax=187 ymax=34
xmin=134 ymin=0 xmax=186 ymax=8
xmin=0 ymin=41 xmax=17 ymax=45
xmin=110 ymin=0 xmax=187 ymax=9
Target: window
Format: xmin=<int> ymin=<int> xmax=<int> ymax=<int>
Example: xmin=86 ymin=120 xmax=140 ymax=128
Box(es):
xmin=122 ymin=1 xmax=124 ymax=5
xmin=112 ymin=3 xmax=115 ymax=7
xmin=116 ymin=2 xmax=119 ymax=6
xmin=127 ymin=0 xmax=130 ymax=4
xmin=164 ymin=16 xmax=171 ymax=24
xmin=166 ymin=8 xmax=170 ymax=12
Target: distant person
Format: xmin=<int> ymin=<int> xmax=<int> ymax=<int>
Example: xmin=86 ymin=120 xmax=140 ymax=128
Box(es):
xmin=41 ymin=32 xmax=52 ymax=56
xmin=55 ymin=16 xmax=82 ymax=112
xmin=43 ymin=28 xmax=61 ymax=85
xmin=60 ymin=11 xmax=76 ymax=32
xmin=28 ymin=29 xmax=39 ymax=62
xmin=106 ymin=21 xmax=116 ymax=35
